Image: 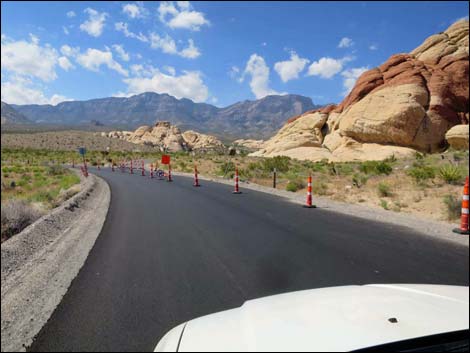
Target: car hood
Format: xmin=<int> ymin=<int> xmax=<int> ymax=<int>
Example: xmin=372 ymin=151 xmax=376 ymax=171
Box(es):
xmin=155 ymin=284 xmax=469 ymax=352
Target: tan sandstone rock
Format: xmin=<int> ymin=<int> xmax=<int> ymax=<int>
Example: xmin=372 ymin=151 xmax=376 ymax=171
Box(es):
xmin=446 ymin=124 xmax=469 ymax=150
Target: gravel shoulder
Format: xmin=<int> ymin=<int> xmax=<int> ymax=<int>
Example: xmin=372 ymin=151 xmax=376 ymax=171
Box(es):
xmin=173 ymin=171 xmax=469 ymax=247
xmin=1 ymin=171 xmax=110 ymax=352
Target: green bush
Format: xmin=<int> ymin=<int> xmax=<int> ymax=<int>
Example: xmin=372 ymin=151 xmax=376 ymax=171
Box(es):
xmin=379 ymin=199 xmax=389 ymax=210
xmin=352 ymin=173 xmax=368 ymax=188
xmin=438 ymin=164 xmax=463 ymax=185
xmin=262 ymin=156 xmax=290 ymax=173
xmin=359 ymin=161 xmax=393 ymax=175
xmin=377 ymin=182 xmax=392 ymax=197
xmin=218 ymin=161 xmax=235 ymax=176
xmin=407 ymin=165 xmax=436 ymax=184
xmin=285 ymin=179 xmax=305 ymax=192
xmin=443 ymin=194 xmax=461 ymax=220
xmin=47 ymin=165 xmax=65 ymax=176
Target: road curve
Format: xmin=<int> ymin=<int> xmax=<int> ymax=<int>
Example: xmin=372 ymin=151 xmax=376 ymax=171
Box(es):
xmin=29 ymin=168 xmax=469 ymax=352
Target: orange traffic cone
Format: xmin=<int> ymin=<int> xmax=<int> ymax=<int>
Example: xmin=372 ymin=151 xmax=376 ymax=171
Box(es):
xmin=233 ymin=167 xmax=241 ymax=194
xmin=303 ymin=175 xmax=316 ymax=208
xmin=453 ymin=176 xmax=469 ymax=235
xmin=194 ymin=165 xmax=200 ymax=187
xmin=167 ymin=163 xmax=173 ymax=182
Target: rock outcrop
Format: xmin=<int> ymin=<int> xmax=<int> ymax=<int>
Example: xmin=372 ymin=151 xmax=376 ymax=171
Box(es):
xmin=446 ymin=124 xmax=469 ymax=150
xmin=106 ymin=122 xmax=224 ymax=152
xmin=253 ymin=20 xmax=469 ymax=162
xmin=233 ymin=139 xmax=265 ymax=150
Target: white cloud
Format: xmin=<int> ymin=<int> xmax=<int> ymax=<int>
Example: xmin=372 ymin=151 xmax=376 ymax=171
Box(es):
xmin=338 ymin=37 xmax=354 ymax=48
xmin=60 ymin=44 xmax=80 ymax=57
xmin=179 ymin=39 xmax=200 ymax=58
xmin=274 ymin=51 xmax=309 ymax=82
xmin=1 ymin=34 xmax=59 ymax=81
xmin=80 ymin=8 xmax=108 ymax=37
xmin=112 ymin=44 xmax=130 ymax=61
xmin=1 ymin=76 xmax=72 ymax=105
xmin=63 ymin=26 xmax=70 ymax=35
xmin=66 ymin=11 xmax=76 ymax=18
xmin=261 ymin=42 xmax=267 ymax=47
xmin=240 ymin=54 xmax=283 ymax=99
xmin=307 ymin=56 xmax=354 ymax=79
xmin=58 ymin=56 xmax=75 ymax=71
xmin=123 ymin=68 xmax=209 ymax=102
xmin=341 ymin=66 xmax=369 ymax=95
xmin=115 ymin=22 xmax=148 ymax=42
xmin=163 ymin=65 xmax=176 ymax=76
xmin=158 ymin=1 xmax=210 ymax=31
xmin=369 ymin=44 xmax=378 ymax=51
xmin=228 ymin=65 xmax=240 ymax=79
xmin=76 ymin=48 xmax=128 ymax=76
xmin=149 ymin=33 xmax=200 ymax=59
xmin=122 ymin=2 xmax=147 ymax=19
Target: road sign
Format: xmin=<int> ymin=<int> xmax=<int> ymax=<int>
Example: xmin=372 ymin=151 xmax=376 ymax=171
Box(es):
xmin=157 ymin=169 xmax=165 ymax=178
xmin=78 ymin=147 xmax=86 ymax=156
xmin=161 ymin=155 xmax=170 ymax=165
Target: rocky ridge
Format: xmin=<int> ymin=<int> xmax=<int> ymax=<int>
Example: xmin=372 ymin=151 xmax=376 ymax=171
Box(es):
xmin=253 ymin=20 xmax=469 ymax=161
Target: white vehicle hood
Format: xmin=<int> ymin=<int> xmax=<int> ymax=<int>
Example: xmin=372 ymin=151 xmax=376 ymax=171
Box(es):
xmin=155 ymin=284 xmax=469 ymax=352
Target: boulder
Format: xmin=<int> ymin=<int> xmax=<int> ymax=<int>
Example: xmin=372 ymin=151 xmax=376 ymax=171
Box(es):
xmin=445 ymin=124 xmax=469 ymax=150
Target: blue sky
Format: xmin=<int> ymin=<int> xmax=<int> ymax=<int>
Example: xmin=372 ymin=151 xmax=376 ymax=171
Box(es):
xmin=1 ymin=1 xmax=468 ymax=107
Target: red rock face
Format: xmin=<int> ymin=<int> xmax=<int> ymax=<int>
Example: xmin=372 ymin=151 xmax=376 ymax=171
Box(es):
xmin=284 ymin=20 xmax=469 ymax=145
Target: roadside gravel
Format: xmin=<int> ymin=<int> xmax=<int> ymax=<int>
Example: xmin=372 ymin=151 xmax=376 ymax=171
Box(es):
xmin=173 ymin=171 xmax=469 ymax=247
xmin=1 ymin=171 xmax=110 ymax=352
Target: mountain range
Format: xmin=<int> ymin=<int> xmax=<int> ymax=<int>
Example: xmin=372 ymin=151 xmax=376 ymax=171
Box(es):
xmin=1 ymin=102 xmax=31 ymax=125
xmin=4 ymin=93 xmax=319 ymax=139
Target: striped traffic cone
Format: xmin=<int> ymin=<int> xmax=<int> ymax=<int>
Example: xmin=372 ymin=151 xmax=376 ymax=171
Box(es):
xmin=233 ymin=167 xmax=241 ymax=194
xmin=303 ymin=174 xmax=316 ymax=208
xmin=194 ymin=165 xmax=200 ymax=187
xmin=111 ymin=161 xmax=115 ymax=172
xmin=150 ymin=163 xmax=154 ymax=179
xmin=130 ymin=160 xmax=134 ymax=174
xmin=453 ymin=176 xmax=469 ymax=235
xmin=141 ymin=160 xmax=145 ymax=176
xmin=167 ymin=163 xmax=173 ymax=182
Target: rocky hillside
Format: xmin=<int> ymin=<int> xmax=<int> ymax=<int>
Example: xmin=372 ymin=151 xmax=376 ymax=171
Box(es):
xmin=253 ymin=20 xmax=469 ymax=162
xmin=1 ymin=102 xmax=31 ymax=125
xmin=11 ymin=93 xmax=317 ymax=139
xmin=105 ymin=122 xmax=225 ymax=152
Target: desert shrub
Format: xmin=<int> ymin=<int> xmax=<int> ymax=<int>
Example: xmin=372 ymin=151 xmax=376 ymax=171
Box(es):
xmin=442 ymin=194 xmax=461 ymax=220
xmin=352 ymin=173 xmax=368 ymax=188
xmin=218 ymin=161 xmax=235 ymax=177
xmin=1 ymin=199 xmax=43 ymax=241
xmin=407 ymin=164 xmax=436 ymax=184
xmin=384 ymin=154 xmax=397 ymax=163
xmin=438 ymin=164 xmax=463 ymax=185
xmin=335 ymin=163 xmax=355 ymax=176
xmin=379 ymin=199 xmax=389 ymax=210
xmin=285 ymin=179 xmax=305 ymax=192
xmin=359 ymin=161 xmax=393 ymax=175
xmin=58 ymin=174 xmax=80 ymax=190
xmin=47 ymin=165 xmax=65 ymax=176
xmin=415 ymin=151 xmax=424 ymax=160
xmin=262 ymin=156 xmax=290 ymax=173
xmin=377 ymin=182 xmax=392 ymax=197
xmin=312 ymin=182 xmax=328 ymax=195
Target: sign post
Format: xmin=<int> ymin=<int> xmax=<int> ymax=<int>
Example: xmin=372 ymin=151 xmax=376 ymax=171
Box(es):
xmin=78 ymin=147 xmax=88 ymax=177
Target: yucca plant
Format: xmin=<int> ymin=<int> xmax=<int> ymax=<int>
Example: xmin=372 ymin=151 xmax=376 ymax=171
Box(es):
xmin=438 ymin=164 xmax=462 ymax=185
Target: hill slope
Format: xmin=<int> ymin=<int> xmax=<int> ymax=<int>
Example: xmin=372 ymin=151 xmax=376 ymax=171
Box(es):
xmin=1 ymin=102 xmax=31 ymax=124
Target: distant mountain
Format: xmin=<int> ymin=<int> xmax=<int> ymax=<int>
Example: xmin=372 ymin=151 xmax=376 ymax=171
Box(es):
xmin=11 ymin=93 xmax=318 ymax=139
xmin=1 ymin=101 xmax=32 ymax=125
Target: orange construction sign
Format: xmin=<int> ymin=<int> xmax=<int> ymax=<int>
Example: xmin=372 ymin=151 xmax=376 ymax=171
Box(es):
xmin=161 ymin=155 xmax=170 ymax=165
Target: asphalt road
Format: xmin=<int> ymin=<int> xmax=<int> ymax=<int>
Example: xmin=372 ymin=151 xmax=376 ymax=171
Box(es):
xmin=29 ymin=167 xmax=469 ymax=352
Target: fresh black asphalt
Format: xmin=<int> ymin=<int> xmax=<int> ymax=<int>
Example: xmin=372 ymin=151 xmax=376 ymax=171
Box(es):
xmin=29 ymin=167 xmax=469 ymax=352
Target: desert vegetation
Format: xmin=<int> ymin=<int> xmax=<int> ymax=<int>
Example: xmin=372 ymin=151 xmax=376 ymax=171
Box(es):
xmin=1 ymin=146 xmax=468 ymax=232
